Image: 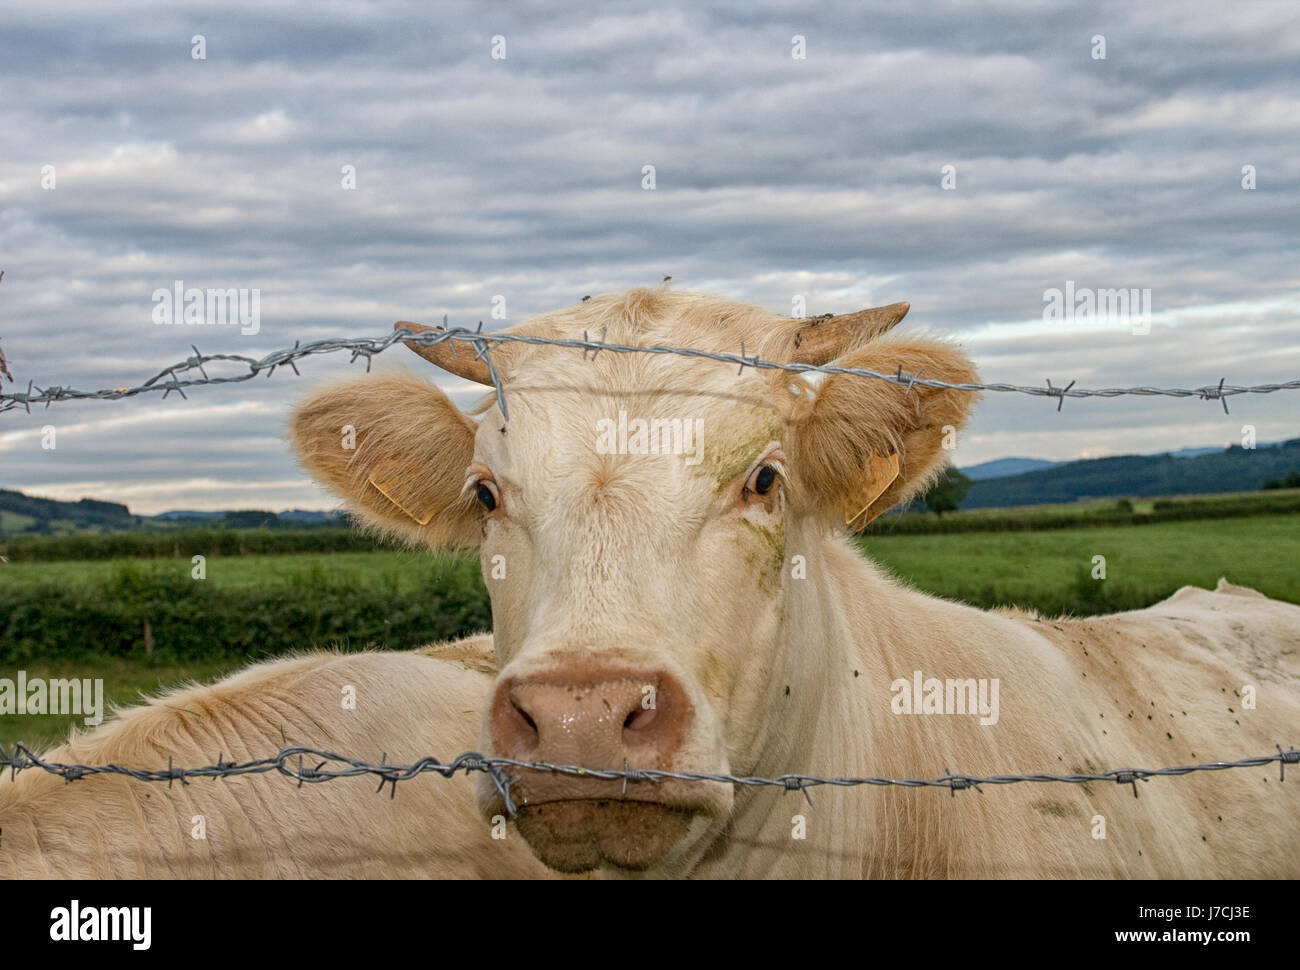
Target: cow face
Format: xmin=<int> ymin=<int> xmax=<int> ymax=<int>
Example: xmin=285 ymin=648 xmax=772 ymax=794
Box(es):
xmin=291 ymin=288 xmax=977 ymax=874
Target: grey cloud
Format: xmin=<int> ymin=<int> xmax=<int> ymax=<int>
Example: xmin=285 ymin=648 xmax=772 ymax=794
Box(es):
xmin=2 ymin=1 xmax=1297 ymax=512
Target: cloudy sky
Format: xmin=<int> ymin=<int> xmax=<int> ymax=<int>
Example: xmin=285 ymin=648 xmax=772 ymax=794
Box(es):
xmin=1 ymin=0 xmax=1297 ymax=513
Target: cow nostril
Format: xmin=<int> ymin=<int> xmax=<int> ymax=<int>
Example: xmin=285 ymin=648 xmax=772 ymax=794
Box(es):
xmin=511 ymin=699 xmax=538 ymax=738
xmin=624 ymin=706 xmax=657 ymax=731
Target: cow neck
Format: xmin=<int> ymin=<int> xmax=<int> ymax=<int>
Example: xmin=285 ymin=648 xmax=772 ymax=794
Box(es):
xmin=770 ymin=526 xmax=905 ymax=773
xmin=707 ymin=525 xmax=913 ymax=876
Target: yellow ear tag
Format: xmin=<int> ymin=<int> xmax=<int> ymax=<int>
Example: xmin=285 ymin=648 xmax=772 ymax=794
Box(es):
xmin=368 ymin=460 xmax=439 ymax=525
xmin=844 ymin=452 xmax=901 ymax=527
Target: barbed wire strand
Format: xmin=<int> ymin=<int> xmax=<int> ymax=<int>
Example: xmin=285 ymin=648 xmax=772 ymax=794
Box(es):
xmin=3 ymin=327 xmax=1298 ymax=416
xmin=2 ymin=743 xmax=1295 ymax=816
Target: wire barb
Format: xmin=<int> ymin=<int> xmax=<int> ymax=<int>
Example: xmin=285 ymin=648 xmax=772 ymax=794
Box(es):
xmin=1110 ymin=769 xmax=1146 ymax=798
xmin=940 ymin=770 xmax=983 ymax=797
xmin=896 ymin=365 xmax=925 ymax=396
xmin=1199 ymin=377 xmax=1231 ymax=414
xmin=1044 ymin=378 xmax=1076 ymax=411
xmin=781 ymin=775 xmax=815 ymax=806
xmin=1278 ymin=744 xmax=1299 ymax=781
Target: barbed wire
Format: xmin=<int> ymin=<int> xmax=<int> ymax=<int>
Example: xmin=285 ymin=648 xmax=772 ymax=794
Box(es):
xmin=2 ymin=326 xmax=1298 ymax=418
xmin=2 ymin=742 xmax=1295 ymax=816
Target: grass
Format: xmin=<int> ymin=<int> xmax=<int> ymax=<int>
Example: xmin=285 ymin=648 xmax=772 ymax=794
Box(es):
xmin=0 ymin=511 xmax=37 ymax=534
xmin=0 ymin=549 xmax=477 ymax=592
xmin=862 ymin=514 xmax=1300 ymax=610
xmin=0 ymin=526 xmax=377 ymax=562
xmin=1 ymin=657 xmax=240 ymax=752
xmin=3 ymin=513 xmax=1298 ymax=753
xmin=866 ymin=487 xmax=1300 ymax=534
xmin=0 ymin=551 xmax=492 ymax=670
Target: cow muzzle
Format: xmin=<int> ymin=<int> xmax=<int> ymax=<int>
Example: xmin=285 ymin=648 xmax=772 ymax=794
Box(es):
xmin=482 ymin=662 xmax=726 ymax=872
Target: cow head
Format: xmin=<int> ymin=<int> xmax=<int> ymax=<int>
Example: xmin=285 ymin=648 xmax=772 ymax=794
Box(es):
xmin=291 ymin=288 xmax=978 ymax=874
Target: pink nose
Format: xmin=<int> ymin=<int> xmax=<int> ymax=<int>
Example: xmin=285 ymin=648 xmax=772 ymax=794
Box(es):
xmin=490 ymin=667 xmax=689 ymax=769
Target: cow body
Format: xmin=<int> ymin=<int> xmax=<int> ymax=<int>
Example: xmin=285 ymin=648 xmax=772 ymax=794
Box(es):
xmin=4 ymin=287 xmax=1297 ymax=878
xmin=692 ymin=564 xmax=1300 ymax=878
xmin=0 ymin=647 xmax=551 ymax=879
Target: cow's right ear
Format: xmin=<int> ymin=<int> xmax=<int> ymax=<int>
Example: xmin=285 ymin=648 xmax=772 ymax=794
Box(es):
xmin=290 ymin=373 xmax=482 ymax=549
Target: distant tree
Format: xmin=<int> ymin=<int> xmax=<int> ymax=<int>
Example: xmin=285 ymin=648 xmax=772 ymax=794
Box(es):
xmin=1263 ymin=470 xmax=1300 ymax=490
xmin=921 ymin=465 xmax=973 ymax=517
xmin=224 ymin=510 xmax=279 ymax=528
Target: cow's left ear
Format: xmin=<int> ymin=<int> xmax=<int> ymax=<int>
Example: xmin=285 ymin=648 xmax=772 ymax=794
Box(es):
xmin=781 ymin=338 xmax=979 ymax=527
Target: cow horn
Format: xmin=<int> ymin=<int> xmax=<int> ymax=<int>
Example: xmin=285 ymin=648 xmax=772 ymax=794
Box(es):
xmin=395 ymin=321 xmax=494 ymax=385
xmin=785 ymin=302 xmax=910 ymax=365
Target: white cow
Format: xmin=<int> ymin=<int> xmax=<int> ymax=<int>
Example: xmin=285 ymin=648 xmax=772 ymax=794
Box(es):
xmin=2 ymin=286 xmax=1297 ymax=878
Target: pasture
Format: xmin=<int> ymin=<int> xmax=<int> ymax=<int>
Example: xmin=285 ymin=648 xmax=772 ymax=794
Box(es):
xmin=3 ymin=511 xmax=1298 ymax=751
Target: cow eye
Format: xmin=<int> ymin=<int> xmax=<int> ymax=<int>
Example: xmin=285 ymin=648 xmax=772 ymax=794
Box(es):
xmin=745 ymin=464 xmax=778 ymax=498
xmin=475 ymin=481 xmax=498 ymax=512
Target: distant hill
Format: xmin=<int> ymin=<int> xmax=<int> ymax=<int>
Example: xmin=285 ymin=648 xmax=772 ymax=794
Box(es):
xmin=963 ymin=439 xmax=1300 ymax=509
xmin=276 ymin=509 xmax=343 ymax=524
xmin=1165 ymin=446 xmax=1224 ymax=459
xmin=960 ymin=457 xmax=1060 ymax=480
xmin=0 ymin=489 xmax=347 ymax=536
xmin=958 ymin=444 xmax=1241 ymax=482
xmin=0 ymin=488 xmax=147 ymax=535
xmin=154 ymin=508 xmax=347 ymax=527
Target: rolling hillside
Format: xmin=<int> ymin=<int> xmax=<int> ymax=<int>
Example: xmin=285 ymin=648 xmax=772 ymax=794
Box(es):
xmin=958 ymin=457 xmax=1060 ymax=480
xmin=962 ymin=439 xmax=1300 ymax=508
xmin=0 ymin=488 xmax=346 ymax=536
xmin=0 ymin=489 xmax=144 ymax=534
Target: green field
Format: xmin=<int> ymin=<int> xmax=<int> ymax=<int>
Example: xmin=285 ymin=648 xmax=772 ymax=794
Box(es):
xmin=865 ymin=487 xmax=1300 ymax=534
xmin=866 ymin=514 xmax=1300 ymax=609
xmin=3 ymin=512 xmax=1298 ymax=752
xmin=0 ymin=657 xmax=240 ymax=754
xmin=0 ymin=549 xmax=475 ymax=592
xmin=0 ymin=511 xmax=38 ymax=533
